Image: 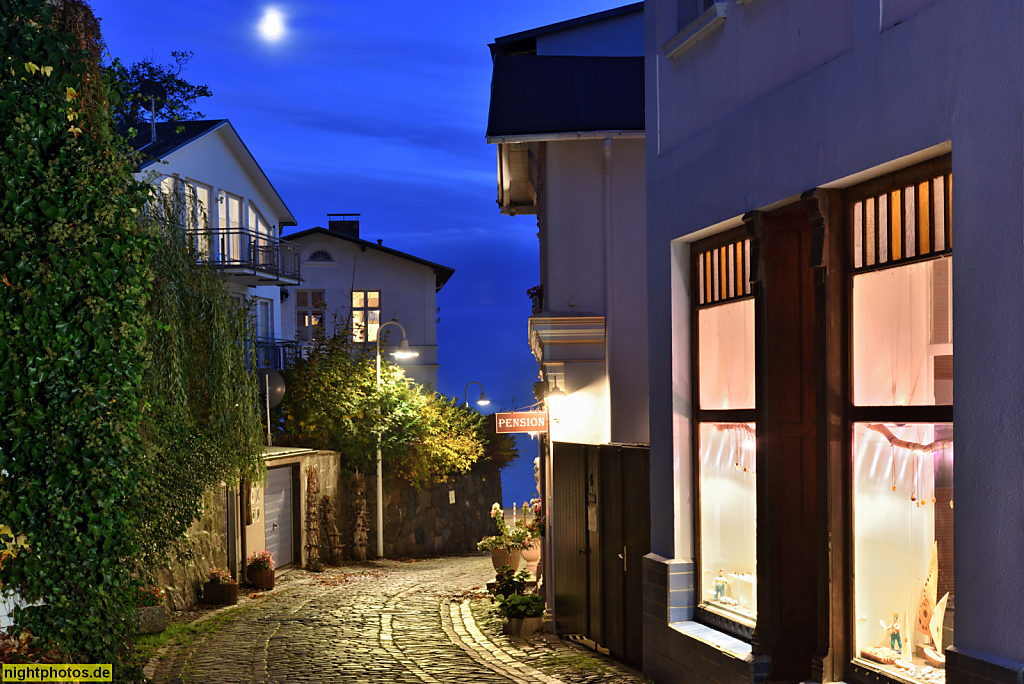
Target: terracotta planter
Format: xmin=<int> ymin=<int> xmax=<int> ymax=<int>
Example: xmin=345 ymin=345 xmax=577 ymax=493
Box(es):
xmin=503 ymin=616 xmax=543 ymax=637
xmin=520 ymin=538 xmax=542 ymax=576
xmin=134 ymin=605 xmax=167 ymax=634
xmin=248 ymin=568 xmax=275 ymax=590
xmin=490 ymin=548 xmax=521 ymax=572
xmin=202 ymin=581 xmax=238 ymax=605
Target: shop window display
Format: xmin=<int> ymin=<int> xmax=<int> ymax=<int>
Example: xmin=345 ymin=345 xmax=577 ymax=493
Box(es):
xmin=852 ymin=254 xmax=953 ymax=684
xmin=699 ymin=422 xmax=756 ymax=621
xmin=696 ymin=295 xmax=756 ymax=624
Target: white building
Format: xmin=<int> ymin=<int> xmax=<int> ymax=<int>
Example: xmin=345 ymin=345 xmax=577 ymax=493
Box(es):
xmin=644 ymin=3 xmax=1022 ymax=684
xmin=130 ymin=119 xmax=300 ymax=369
xmin=279 ymin=215 xmax=454 ymax=390
xmin=489 ymin=3 xmax=647 ymax=446
xmin=487 ymin=3 xmax=649 ymax=666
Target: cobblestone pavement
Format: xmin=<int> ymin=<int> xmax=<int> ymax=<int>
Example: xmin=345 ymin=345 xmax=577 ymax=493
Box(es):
xmin=147 ymin=555 xmax=644 ymax=683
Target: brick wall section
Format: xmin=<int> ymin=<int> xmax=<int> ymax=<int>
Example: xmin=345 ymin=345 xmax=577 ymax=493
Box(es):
xmin=643 ymin=554 xmax=769 ymax=684
xmin=948 ymin=646 xmax=1024 ymax=684
xmin=333 ymin=469 xmax=503 ymax=559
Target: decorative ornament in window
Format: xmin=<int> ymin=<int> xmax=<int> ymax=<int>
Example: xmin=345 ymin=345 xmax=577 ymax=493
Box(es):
xmin=309 ymin=250 xmax=332 ymax=261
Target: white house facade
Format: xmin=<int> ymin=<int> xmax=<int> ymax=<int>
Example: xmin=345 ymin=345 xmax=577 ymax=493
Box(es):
xmin=487 ymin=3 xmax=650 ymax=667
xmin=280 ymin=216 xmax=454 ymax=390
xmin=644 ymin=3 xmax=1023 ymax=684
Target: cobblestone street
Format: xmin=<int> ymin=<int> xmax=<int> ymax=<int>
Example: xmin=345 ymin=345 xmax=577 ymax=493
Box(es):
xmin=146 ymin=555 xmax=644 ymax=683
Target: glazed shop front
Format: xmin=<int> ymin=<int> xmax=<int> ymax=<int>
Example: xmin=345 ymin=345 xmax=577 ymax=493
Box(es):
xmin=686 ymin=156 xmax=953 ymax=684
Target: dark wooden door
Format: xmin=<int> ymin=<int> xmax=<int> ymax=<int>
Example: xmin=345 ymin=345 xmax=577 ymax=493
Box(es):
xmin=619 ymin=445 xmax=650 ymax=666
xmin=552 ymin=441 xmax=588 ymax=635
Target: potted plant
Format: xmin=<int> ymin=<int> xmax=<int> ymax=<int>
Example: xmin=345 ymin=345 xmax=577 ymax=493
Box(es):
xmin=133 ymin=584 xmax=167 ymax=634
xmin=490 ymin=566 xmax=545 ymax=637
xmin=247 ymin=550 xmax=275 ymax=590
xmin=477 ymin=503 xmax=530 ymax=571
xmin=515 ymin=499 xmax=544 ymax=576
xmin=202 ymin=566 xmax=238 ymax=605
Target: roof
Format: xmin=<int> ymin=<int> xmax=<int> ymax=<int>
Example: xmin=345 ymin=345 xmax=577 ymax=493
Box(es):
xmin=125 ymin=119 xmax=226 ymax=161
xmin=126 ymin=119 xmax=297 ymax=228
xmin=486 ymin=55 xmax=644 ymax=138
xmin=284 ymin=227 xmax=456 ymax=292
xmin=490 ymin=3 xmax=643 ymax=56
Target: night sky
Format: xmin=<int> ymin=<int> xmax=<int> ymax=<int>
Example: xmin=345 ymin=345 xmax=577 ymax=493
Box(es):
xmin=88 ymin=0 xmax=625 ymax=506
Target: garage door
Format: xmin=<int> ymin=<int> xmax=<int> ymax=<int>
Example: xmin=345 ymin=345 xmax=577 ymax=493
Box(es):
xmin=264 ymin=466 xmax=294 ymax=567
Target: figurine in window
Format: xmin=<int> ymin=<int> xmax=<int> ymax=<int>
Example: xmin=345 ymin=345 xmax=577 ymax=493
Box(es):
xmin=713 ymin=570 xmax=729 ymax=602
xmin=881 ymin=613 xmax=902 ymax=653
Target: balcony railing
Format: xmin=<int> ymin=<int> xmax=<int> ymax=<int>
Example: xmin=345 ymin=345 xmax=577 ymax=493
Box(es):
xmin=191 ymin=227 xmax=301 ymax=283
xmin=253 ymin=338 xmax=303 ymax=371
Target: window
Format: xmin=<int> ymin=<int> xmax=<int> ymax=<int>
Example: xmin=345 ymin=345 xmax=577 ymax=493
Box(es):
xmin=850 ymin=169 xmax=953 ymax=682
xmin=295 ymin=290 xmax=325 ymax=342
xmin=693 ymin=234 xmax=757 ymax=627
xmin=184 ymin=179 xmax=211 ymax=256
xmin=256 ymin=298 xmax=273 ymax=340
xmin=351 ymin=290 xmax=380 ymax=343
xmin=248 ymin=201 xmax=272 ymax=236
xmin=309 ymin=250 xmax=332 ymax=261
xmin=217 ymin=191 xmax=244 ymax=262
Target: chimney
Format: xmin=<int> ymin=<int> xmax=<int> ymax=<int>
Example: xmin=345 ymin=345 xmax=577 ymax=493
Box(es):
xmin=327 ymin=212 xmax=360 ymax=238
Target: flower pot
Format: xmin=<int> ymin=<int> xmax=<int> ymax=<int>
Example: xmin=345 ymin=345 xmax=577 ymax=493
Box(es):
xmin=503 ymin=616 xmax=543 ymax=637
xmin=490 ymin=548 xmax=521 ymax=572
xmin=202 ymin=581 xmax=238 ymax=605
xmin=134 ymin=605 xmax=167 ymax=634
xmin=520 ymin=538 xmax=542 ymax=576
xmin=248 ymin=568 xmax=275 ymax=590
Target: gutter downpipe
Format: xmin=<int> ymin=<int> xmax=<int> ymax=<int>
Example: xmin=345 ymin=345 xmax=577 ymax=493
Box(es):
xmin=604 ymin=137 xmax=613 ymax=441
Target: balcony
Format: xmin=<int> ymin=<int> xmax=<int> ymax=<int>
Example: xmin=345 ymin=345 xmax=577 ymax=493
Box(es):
xmin=192 ymin=227 xmax=301 ymax=286
xmin=253 ymin=338 xmax=302 ymax=371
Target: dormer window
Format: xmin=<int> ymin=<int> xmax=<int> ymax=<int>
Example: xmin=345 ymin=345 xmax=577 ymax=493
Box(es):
xmin=309 ymin=250 xmax=332 ymax=261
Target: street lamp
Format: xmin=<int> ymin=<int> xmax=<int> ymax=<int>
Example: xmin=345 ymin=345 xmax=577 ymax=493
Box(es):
xmin=464 ymin=381 xmax=490 ymax=408
xmin=375 ymin=321 xmax=418 ymax=559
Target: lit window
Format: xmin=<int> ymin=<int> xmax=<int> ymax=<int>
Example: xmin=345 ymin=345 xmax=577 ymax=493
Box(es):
xmin=850 ymin=170 xmax=953 ymax=679
xmin=351 ymin=290 xmax=380 ymax=342
xmin=248 ymin=201 xmax=272 ymax=236
xmin=217 ymin=191 xmax=244 ymax=263
xmin=295 ymin=290 xmax=325 ymax=342
xmin=694 ymin=235 xmax=757 ymax=626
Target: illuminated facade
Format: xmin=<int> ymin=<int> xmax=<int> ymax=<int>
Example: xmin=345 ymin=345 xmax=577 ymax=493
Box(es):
xmin=645 ymin=3 xmax=1022 ymax=684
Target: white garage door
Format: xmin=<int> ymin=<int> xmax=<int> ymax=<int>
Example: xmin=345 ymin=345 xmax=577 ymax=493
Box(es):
xmin=264 ymin=466 xmax=294 ymax=567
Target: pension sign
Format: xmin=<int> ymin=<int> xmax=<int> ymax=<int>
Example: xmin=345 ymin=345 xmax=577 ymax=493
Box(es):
xmin=495 ymin=412 xmax=548 ymax=433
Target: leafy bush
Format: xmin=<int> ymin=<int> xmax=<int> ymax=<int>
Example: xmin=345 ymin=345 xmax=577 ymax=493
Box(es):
xmin=494 ymin=592 xmax=545 ymax=620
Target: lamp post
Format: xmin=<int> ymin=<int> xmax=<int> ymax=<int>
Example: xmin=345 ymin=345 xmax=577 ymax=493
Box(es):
xmin=375 ymin=321 xmax=418 ymax=559
xmin=464 ymin=381 xmax=490 ymax=408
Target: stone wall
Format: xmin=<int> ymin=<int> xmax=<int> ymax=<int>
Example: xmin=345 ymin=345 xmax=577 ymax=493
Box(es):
xmin=152 ymin=486 xmax=229 ymax=610
xmin=332 ymin=468 xmax=503 ymax=559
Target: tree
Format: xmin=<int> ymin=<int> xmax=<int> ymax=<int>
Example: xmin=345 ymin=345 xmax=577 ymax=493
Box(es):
xmin=276 ymin=329 xmax=491 ymax=557
xmin=107 ymin=50 xmax=212 ymax=132
xmin=0 ymin=0 xmax=155 ymax=669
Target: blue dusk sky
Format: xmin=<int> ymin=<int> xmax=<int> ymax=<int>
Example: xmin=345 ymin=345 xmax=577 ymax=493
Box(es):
xmin=88 ymin=0 xmax=627 ymax=506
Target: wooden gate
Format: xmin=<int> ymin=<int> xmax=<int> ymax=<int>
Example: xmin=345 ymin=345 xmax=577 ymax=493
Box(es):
xmin=552 ymin=442 xmax=650 ymax=666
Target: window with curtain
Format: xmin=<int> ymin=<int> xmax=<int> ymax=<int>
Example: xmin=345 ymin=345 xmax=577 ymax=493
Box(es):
xmin=850 ymin=168 xmax=953 ymax=681
xmin=694 ymin=234 xmax=757 ymax=626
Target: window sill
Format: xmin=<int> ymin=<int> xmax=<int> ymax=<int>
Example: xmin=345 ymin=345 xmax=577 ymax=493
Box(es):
xmin=662 ymin=2 xmax=728 ymax=59
xmin=668 ymin=620 xmax=752 ymax=660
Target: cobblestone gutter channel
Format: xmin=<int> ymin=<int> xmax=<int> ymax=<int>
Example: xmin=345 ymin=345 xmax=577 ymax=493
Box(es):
xmin=144 ymin=555 xmax=644 ymax=684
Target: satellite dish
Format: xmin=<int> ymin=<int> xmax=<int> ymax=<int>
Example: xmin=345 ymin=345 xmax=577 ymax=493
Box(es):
xmin=138 ymin=80 xmax=166 ymax=108
xmin=257 ymin=369 xmax=286 ymax=409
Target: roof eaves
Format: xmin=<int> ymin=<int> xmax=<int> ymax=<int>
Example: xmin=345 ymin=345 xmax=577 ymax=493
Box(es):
xmin=492 ymin=2 xmax=643 ymax=47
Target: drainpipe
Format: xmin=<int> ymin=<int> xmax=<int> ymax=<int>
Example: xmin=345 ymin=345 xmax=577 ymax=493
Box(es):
xmin=603 ymin=137 xmax=613 ymax=442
